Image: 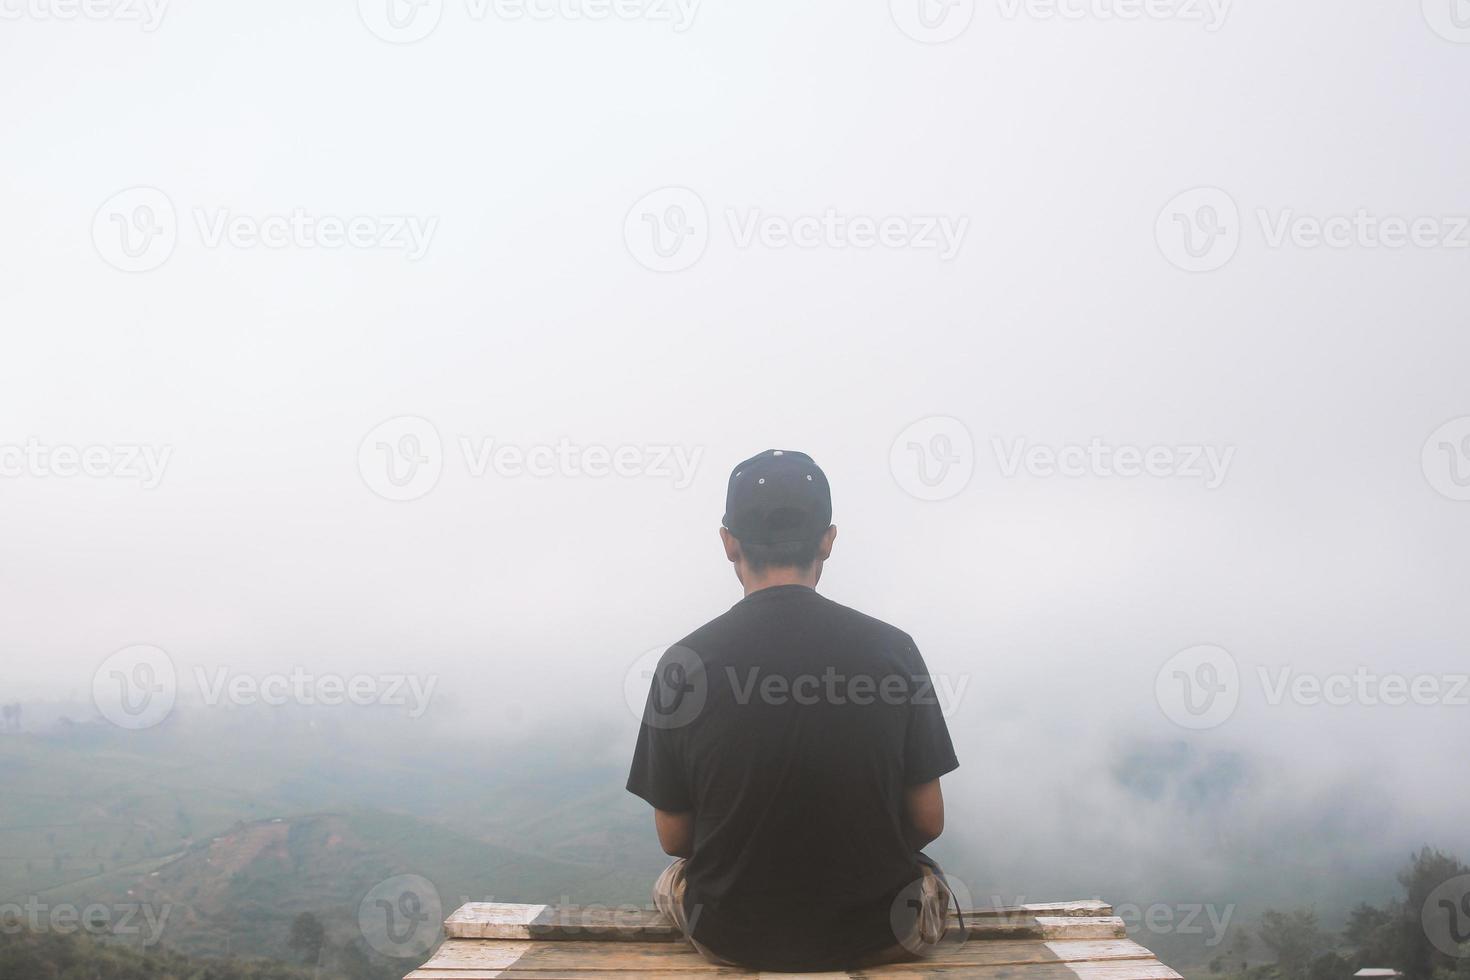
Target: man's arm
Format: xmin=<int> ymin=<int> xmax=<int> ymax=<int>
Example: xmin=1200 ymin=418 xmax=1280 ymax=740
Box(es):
xmin=654 ymin=809 xmax=694 ymax=858
xmin=903 ymin=778 xmax=945 ymax=851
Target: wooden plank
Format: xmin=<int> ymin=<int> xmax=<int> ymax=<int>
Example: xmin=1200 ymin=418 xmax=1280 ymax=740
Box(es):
xmin=407 ymin=940 xmax=532 ymax=978
xmin=964 ymin=917 xmax=1126 ymax=941
xmin=443 ymin=904 xmax=1123 ymax=943
xmin=464 ymin=965 xmax=1180 ymax=980
xmin=445 ymin=903 xmax=681 ymax=942
xmin=967 ymin=902 xmax=1114 ymax=918
xmin=412 ymin=937 xmax=1161 ymax=975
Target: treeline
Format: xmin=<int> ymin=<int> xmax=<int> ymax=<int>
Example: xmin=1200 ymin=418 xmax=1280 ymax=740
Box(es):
xmin=0 ymin=927 xmax=328 ymax=980
xmin=1212 ymin=847 xmax=1470 ymax=980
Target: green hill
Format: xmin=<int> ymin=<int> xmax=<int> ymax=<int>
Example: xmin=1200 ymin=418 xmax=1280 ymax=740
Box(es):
xmin=0 ymin=926 xmax=326 ymax=980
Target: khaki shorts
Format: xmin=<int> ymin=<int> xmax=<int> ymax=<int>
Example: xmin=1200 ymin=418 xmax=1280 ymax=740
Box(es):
xmin=652 ymin=858 xmax=952 ymax=969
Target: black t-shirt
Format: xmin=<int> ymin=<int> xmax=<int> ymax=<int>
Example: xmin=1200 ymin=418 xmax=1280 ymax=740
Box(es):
xmin=626 ymin=585 xmax=959 ymax=972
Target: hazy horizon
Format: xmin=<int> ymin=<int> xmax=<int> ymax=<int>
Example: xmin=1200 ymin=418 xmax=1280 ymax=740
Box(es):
xmin=3 ymin=2 xmax=1469 ymax=974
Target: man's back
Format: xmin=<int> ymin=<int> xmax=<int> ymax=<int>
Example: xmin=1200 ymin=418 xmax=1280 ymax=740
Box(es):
xmin=628 ymin=584 xmax=959 ymax=971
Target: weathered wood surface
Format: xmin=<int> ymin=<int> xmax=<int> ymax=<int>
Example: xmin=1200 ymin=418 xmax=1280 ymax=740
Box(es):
xmin=443 ymin=902 xmax=1122 ymax=942
xmin=409 ymin=900 xmax=1179 ymax=980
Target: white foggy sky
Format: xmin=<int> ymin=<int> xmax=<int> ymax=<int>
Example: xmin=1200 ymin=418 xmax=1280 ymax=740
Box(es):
xmin=2 ymin=0 xmax=1469 ymax=870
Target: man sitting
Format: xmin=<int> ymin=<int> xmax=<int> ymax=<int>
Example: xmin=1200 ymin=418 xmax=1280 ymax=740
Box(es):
xmin=627 ymin=449 xmax=960 ymax=971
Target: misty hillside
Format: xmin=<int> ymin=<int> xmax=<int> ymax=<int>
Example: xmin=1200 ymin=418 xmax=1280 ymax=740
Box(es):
xmin=1 ymin=706 xmax=1457 ymax=975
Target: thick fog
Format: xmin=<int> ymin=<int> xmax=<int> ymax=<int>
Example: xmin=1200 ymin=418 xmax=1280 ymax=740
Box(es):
xmin=3 ymin=0 xmax=1468 ymax=915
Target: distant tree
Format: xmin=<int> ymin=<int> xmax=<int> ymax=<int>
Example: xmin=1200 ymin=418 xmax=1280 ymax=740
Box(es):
xmin=174 ymin=805 xmax=192 ymax=838
xmin=288 ymin=912 xmax=325 ymax=966
xmin=1398 ymin=847 xmax=1470 ymax=980
xmin=334 ymin=938 xmax=382 ymax=980
xmin=1258 ymin=908 xmax=1329 ymax=980
xmin=1227 ymin=926 xmax=1253 ymax=972
xmin=1308 ymin=951 xmax=1350 ymax=980
xmin=1346 ymin=902 xmax=1394 ymax=949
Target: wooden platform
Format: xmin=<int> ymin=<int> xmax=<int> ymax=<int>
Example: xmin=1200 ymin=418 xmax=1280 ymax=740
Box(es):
xmin=406 ymin=900 xmax=1183 ymax=978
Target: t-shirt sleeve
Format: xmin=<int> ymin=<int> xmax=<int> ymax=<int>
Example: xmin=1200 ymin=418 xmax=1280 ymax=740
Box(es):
xmin=902 ymin=641 xmax=960 ymax=786
xmin=626 ymin=675 xmax=694 ymax=812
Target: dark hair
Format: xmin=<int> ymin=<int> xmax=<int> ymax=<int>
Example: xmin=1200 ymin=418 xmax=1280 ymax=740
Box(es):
xmin=737 ymin=534 xmax=822 ymax=573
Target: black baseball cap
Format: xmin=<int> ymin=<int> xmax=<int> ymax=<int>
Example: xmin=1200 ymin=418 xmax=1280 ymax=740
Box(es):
xmin=722 ymin=450 xmax=832 ymax=546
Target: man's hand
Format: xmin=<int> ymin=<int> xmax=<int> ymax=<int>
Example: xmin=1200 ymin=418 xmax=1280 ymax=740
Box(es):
xmin=903 ymin=779 xmax=945 ymax=851
xmin=654 ymin=809 xmax=694 ymax=858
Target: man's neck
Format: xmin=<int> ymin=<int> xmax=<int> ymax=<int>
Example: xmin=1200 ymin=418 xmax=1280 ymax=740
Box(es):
xmin=740 ymin=566 xmax=819 ymax=597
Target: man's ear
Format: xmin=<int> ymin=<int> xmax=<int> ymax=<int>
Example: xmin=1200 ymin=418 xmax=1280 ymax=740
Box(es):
xmin=719 ymin=527 xmax=742 ymax=563
xmin=815 ymin=525 xmax=837 ymax=562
